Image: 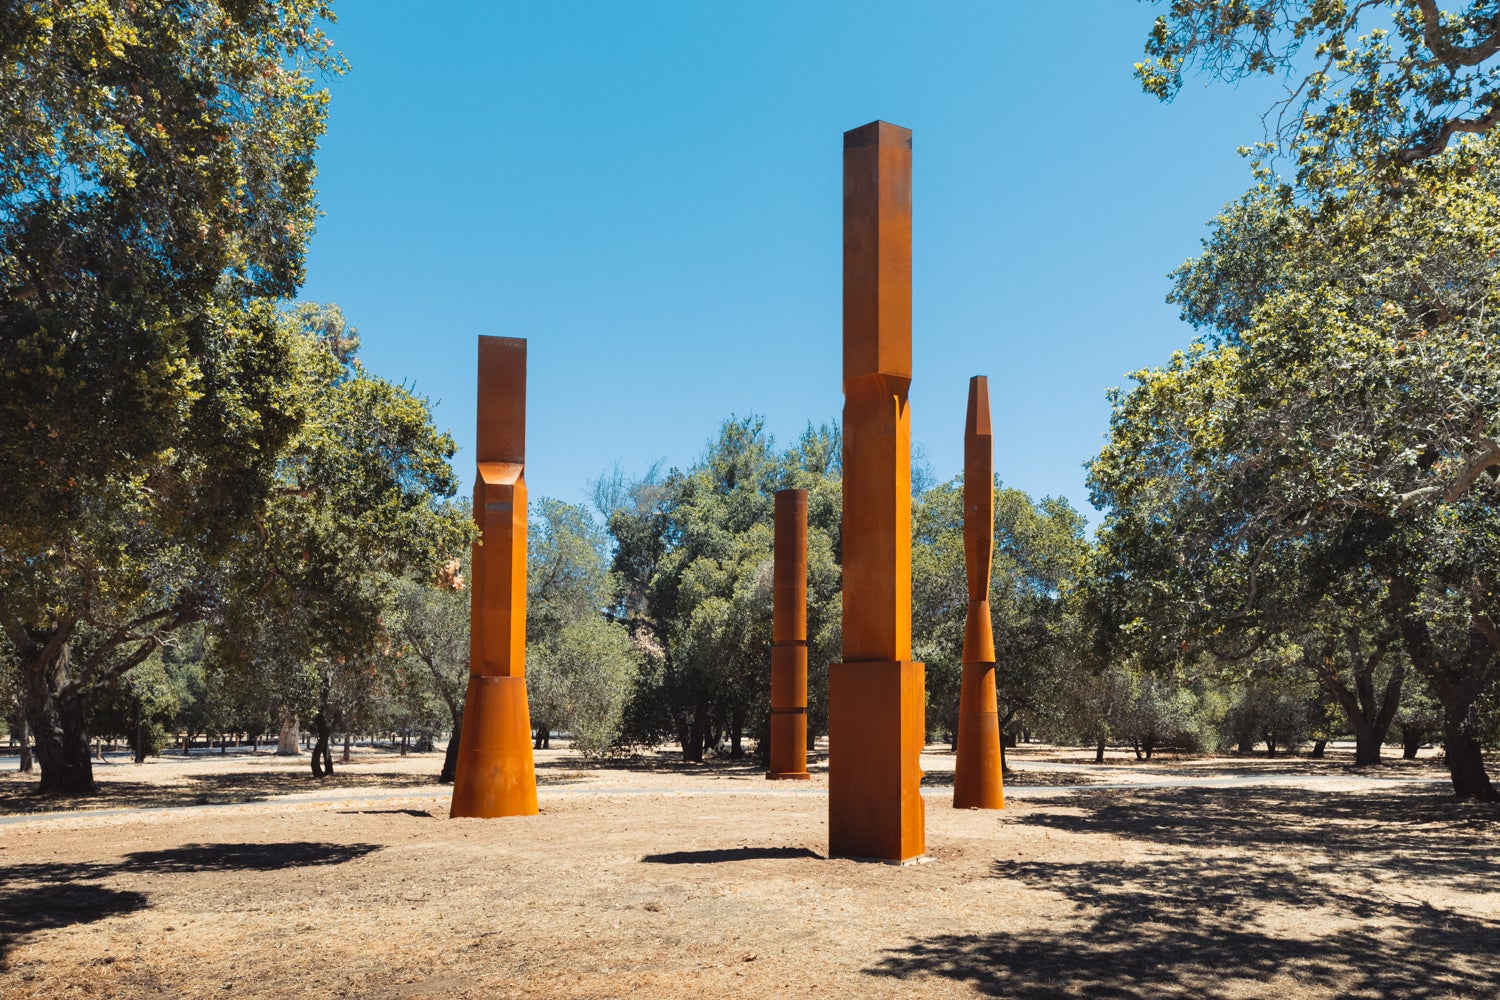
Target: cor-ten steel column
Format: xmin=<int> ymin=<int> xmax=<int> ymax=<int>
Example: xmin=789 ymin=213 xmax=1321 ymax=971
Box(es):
xmin=953 ymin=375 xmax=1004 ymax=809
xmin=768 ymin=489 xmax=810 ymax=780
xmin=449 ymin=336 xmax=539 ymax=818
xmin=828 ymin=120 xmax=926 ymax=863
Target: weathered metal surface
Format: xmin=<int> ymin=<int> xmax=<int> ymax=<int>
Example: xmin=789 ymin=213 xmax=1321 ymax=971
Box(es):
xmin=450 ymin=336 xmax=539 ymax=819
xmin=768 ymin=489 xmax=811 ymax=780
xmin=828 ymin=120 xmax=926 ymax=863
xmin=954 ymin=375 xmax=1004 ymax=810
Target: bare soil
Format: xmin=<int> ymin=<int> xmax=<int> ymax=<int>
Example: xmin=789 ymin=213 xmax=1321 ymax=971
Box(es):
xmin=1 ymin=743 xmax=1496 ymax=999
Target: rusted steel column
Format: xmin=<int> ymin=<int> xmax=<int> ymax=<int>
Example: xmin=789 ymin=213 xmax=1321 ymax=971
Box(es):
xmin=768 ymin=489 xmax=811 ymax=780
xmin=954 ymin=375 xmax=1004 ymax=809
xmin=828 ymin=120 xmax=926 ymax=863
xmin=450 ymin=336 xmax=539 ymax=818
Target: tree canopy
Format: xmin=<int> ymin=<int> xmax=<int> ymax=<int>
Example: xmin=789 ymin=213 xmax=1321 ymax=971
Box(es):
xmin=1089 ymin=134 xmax=1500 ymax=797
xmin=1138 ymin=1 xmax=1500 ymax=184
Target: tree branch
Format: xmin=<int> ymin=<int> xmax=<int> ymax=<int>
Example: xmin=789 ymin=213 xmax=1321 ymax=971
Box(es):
xmin=1395 ymin=436 xmax=1500 ymax=511
xmin=1397 ymin=102 xmax=1500 ymax=164
xmin=1413 ymin=2 xmax=1500 ymax=67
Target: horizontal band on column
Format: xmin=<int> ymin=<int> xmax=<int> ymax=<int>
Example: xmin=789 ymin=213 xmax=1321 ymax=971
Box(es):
xmin=770 ymin=707 xmax=808 ymax=715
xmin=772 ymin=640 xmax=809 ymax=648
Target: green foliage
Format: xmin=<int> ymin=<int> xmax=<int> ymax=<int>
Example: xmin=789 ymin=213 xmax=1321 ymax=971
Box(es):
xmin=607 ymin=417 xmax=842 ymax=761
xmin=912 ymin=477 xmax=1091 ymax=743
xmin=1221 ymin=673 xmax=1316 ymax=756
xmin=1138 ymin=1 xmax=1500 ymax=185
xmin=531 ymin=616 xmax=640 ymax=756
xmin=526 ymin=498 xmax=639 ymax=754
xmin=1088 ymin=135 xmax=1500 ymax=794
xmin=0 ymin=3 xmax=347 ymax=792
xmin=1 ymin=0 xmax=343 ymax=563
xmin=215 ymin=305 xmax=472 ymax=683
xmin=392 ymin=548 xmax=470 ymax=726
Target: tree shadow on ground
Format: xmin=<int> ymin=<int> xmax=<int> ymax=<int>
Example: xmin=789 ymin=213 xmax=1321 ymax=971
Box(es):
xmin=870 ymin=857 xmax=1499 ymax=998
xmin=870 ymin=785 xmax=1500 ymax=999
xmin=640 ymin=847 xmax=822 ymax=864
xmin=0 ymin=771 xmax=445 ymax=814
xmin=0 ymin=884 xmax=148 ymax=972
xmin=4 ymin=842 xmax=382 ymax=884
xmin=920 ymin=770 xmax=1101 ymax=789
xmin=1015 ymin=750 xmax=1480 ymax=780
xmin=549 ymin=753 xmax=770 ymax=778
xmin=1021 ymin=785 xmax=1500 ymax=893
xmin=0 ymin=842 xmax=377 ymax=970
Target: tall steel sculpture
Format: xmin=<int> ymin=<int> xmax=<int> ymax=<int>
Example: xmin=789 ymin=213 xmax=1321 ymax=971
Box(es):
xmin=449 ymin=336 xmax=539 ymax=819
xmin=829 ymin=120 xmax=926 ymax=863
xmin=953 ymin=375 xmax=1005 ymax=809
xmin=768 ymin=489 xmax=811 ymax=781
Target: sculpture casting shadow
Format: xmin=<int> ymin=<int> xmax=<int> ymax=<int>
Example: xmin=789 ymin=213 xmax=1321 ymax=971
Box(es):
xmin=640 ymin=846 xmax=822 ymax=865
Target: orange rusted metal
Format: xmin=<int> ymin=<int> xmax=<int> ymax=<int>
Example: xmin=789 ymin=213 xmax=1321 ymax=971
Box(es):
xmin=450 ymin=336 xmax=539 ymax=819
xmin=954 ymin=375 xmax=1004 ymax=809
xmin=828 ymin=120 xmax=926 ymax=863
xmin=768 ymin=489 xmax=811 ymax=780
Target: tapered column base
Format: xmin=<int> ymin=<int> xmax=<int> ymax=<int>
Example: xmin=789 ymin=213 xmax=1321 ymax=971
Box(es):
xmin=829 ymin=660 xmax=925 ymax=862
xmin=450 ymin=675 xmax=538 ymax=818
xmin=954 ymin=662 xmax=1004 ymax=809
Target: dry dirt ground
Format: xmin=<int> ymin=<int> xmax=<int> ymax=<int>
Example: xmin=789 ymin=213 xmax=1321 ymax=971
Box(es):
xmin=1 ymin=743 xmax=1497 ymax=1000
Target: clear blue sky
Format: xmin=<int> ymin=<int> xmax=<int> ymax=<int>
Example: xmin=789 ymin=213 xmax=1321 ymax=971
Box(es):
xmin=299 ymin=2 xmax=1282 ymax=524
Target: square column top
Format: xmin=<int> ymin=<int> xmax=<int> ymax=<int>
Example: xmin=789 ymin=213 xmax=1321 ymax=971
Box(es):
xmin=477 ymin=336 xmax=526 ymax=465
xmin=843 ymin=121 xmax=912 ymax=386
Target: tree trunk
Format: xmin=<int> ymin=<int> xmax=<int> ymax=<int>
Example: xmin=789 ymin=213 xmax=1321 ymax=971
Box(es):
xmin=999 ymin=709 xmax=1015 ymax=773
xmin=343 ymin=731 xmax=352 ymax=763
xmin=1388 ymin=577 xmax=1499 ymax=801
xmin=21 ymin=642 xmax=97 ymax=795
xmin=440 ymin=713 xmax=462 ymax=784
xmin=1442 ymin=719 xmax=1498 ymax=801
xmin=16 ymin=707 xmax=34 ymax=773
xmin=1094 ymin=736 xmax=1105 ymax=764
xmin=310 ymin=670 xmax=333 ymax=778
xmin=685 ymin=715 xmax=706 ymax=763
xmin=1435 ymin=651 xmax=1499 ymax=801
xmin=729 ymin=703 xmax=746 ymax=759
xmin=28 ymin=692 xmax=94 ymax=794
xmin=1311 ymin=739 xmax=1327 ymax=759
xmin=1401 ymin=724 xmax=1423 ymax=760
xmin=277 ymin=714 xmax=301 ymax=755
xmin=1353 ymin=727 xmax=1384 ymax=766
xmin=310 ymin=712 xmax=333 ymax=778
xmin=533 ymin=723 xmax=550 ymax=751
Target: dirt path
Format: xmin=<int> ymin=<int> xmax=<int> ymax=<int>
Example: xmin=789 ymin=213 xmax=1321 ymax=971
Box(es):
xmin=2 ymin=745 xmax=1495 ymax=999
